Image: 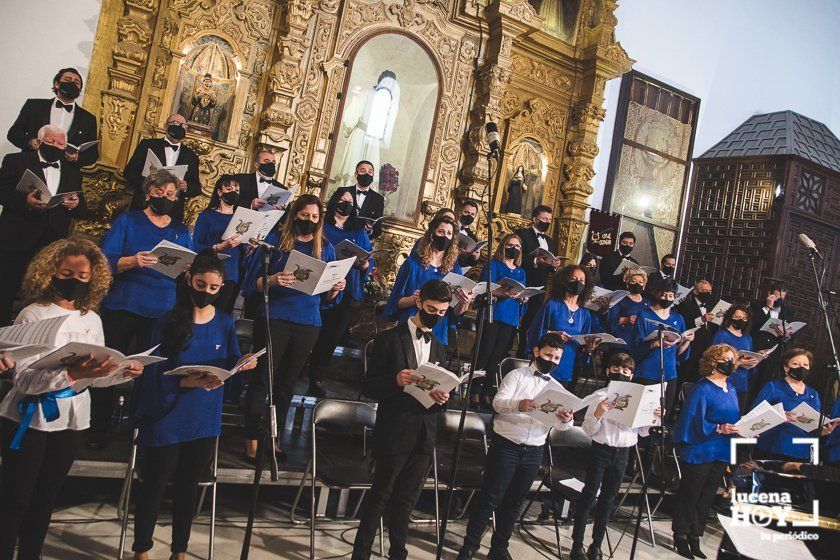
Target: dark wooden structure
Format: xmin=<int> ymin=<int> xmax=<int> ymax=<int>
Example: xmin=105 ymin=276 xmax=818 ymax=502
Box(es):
xmin=680 ymin=110 xmax=840 ymax=388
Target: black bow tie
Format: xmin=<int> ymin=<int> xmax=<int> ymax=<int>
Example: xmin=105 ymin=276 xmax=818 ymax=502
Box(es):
xmin=55 ymin=100 xmax=73 ymax=113
xmin=259 ymin=178 xmax=272 ymax=184
xmin=165 ymin=142 xmax=179 ymax=151
xmin=41 ymin=161 xmax=59 ymax=169
xmin=537 ymin=233 xmax=547 ymax=240
xmin=415 ymin=329 xmax=432 ymax=343
xmin=357 ymin=189 xmax=367 ymax=197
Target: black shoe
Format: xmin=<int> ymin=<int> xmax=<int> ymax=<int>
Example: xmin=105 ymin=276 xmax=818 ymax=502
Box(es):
xmin=586 ymin=545 xmax=603 ymax=560
xmin=307 ymin=382 xmax=327 ymax=399
xmin=487 ymin=550 xmax=513 ymax=560
xmin=85 ymin=431 xmax=111 ymax=452
xmin=455 ymin=547 xmax=475 ymax=560
xmin=570 ymin=544 xmax=587 ymax=560
xmin=673 ymin=535 xmax=694 ymax=559
xmin=688 ymin=536 xmax=706 ymax=559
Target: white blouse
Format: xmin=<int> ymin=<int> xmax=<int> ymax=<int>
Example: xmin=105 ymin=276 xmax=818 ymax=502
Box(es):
xmin=0 ymin=303 xmax=128 ymax=431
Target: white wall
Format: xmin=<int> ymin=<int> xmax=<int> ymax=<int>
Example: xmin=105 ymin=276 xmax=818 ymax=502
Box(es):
xmin=0 ymin=0 xmax=102 ymax=158
xmin=590 ymin=0 xmax=840 ymax=212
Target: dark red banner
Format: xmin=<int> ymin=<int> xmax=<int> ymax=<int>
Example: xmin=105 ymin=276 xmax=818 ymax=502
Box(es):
xmin=587 ymin=209 xmax=621 ymax=257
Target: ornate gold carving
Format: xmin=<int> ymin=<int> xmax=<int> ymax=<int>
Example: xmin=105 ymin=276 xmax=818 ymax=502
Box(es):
xmin=511 ymin=54 xmax=572 ymax=93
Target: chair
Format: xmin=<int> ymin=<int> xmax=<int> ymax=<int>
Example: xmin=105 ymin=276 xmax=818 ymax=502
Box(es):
xmin=497 ymin=357 xmax=529 ymax=389
xmin=289 ymin=399 xmax=383 ymax=560
xmin=117 ymin=432 xmax=219 ymax=559
xmin=359 ymin=339 xmax=375 ymax=402
xmin=235 ymin=318 xmax=254 ymax=354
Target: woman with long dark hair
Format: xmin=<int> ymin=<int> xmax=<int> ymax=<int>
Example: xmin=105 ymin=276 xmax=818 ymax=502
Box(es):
xmin=527 ymin=264 xmax=602 ymax=386
xmin=130 ymin=250 xmax=257 ymax=559
xmin=193 ymin=174 xmax=248 ymax=313
xmin=0 ymin=238 xmax=143 ymax=560
xmin=384 ymin=215 xmax=472 ymax=346
xmin=241 ymin=194 xmax=345 ymax=462
xmin=711 ymin=304 xmax=760 ymax=413
xmin=306 ymin=187 xmax=373 ymax=398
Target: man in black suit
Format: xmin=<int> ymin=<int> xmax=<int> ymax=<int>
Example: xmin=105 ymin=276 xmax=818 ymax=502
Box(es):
xmin=0 ymin=125 xmax=89 ymax=325
xmin=233 ymin=149 xmax=289 ymax=212
xmin=749 ymin=281 xmax=793 ymax=399
xmin=514 ymin=204 xmax=561 ymax=357
xmin=675 ymin=279 xmax=718 ymax=384
xmin=455 ymin=199 xmax=483 ymax=267
xmin=348 ymin=160 xmax=385 ymax=239
xmin=7 ymin=68 xmax=99 ymax=168
xmin=644 ymin=253 xmax=677 ymax=299
xmin=352 ymin=279 xmax=451 ymax=560
xmin=599 ymin=231 xmax=638 ymax=291
xmin=123 ymin=114 xmax=201 ymax=222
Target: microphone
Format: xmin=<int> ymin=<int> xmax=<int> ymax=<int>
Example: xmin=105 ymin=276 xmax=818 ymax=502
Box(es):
xmin=644 ymin=317 xmax=678 ymax=332
xmin=798 ymin=233 xmax=822 ymax=259
xmin=485 ymin=121 xmax=500 ymax=158
xmin=253 ymin=239 xmax=282 ymax=253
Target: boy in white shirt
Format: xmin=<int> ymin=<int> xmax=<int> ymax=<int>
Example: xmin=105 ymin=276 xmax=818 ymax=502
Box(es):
xmin=571 ymin=352 xmax=661 ymax=560
xmin=457 ymin=333 xmax=573 ymax=560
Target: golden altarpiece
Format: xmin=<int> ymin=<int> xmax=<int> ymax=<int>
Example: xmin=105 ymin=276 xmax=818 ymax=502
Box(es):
xmin=77 ymin=0 xmax=633 ymax=283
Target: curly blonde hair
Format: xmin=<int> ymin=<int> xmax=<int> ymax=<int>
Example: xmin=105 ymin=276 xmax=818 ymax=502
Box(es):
xmin=698 ymin=343 xmax=737 ymax=377
xmin=21 ymin=237 xmax=112 ymax=314
xmin=418 ymin=216 xmax=458 ymax=274
xmin=623 ymin=268 xmax=647 ymax=285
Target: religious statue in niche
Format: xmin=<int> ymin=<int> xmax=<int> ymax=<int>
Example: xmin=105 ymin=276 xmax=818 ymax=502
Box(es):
xmin=528 ymin=0 xmax=581 ymax=42
xmin=503 ymin=137 xmax=548 ymax=218
xmin=173 ymin=35 xmax=239 ymax=142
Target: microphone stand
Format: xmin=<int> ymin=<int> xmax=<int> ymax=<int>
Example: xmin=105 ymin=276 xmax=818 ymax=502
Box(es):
xmin=434 ymin=151 xmax=499 ymax=560
xmin=806 ymin=251 xmax=840 ymax=434
xmin=241 ymin=248 xmax=280 ymax=560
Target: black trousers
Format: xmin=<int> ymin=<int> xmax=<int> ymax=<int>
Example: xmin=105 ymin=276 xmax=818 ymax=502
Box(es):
xmin=672 ymin=460 xmax=726 ymax=538
xmin=0 ymin=419 xmax=84 ymax=560
xmin=243 ymin=318 xmax=321 ymax=439
xmin=242 ymin=293 xmax=262 ymax=321
xmin=473 ymin=321 xmax=516 ymax=398
xmin=351 ymin=451 xmax=431 ymax=560
xmin=308 ymin=296 xmax=359 ymax=385
xmin=0 ymin=251 xmax=33 ymax=327
xmin=571 ymin=442 xmax=630 ymax=548
xmin=516 ymin=295 xmax=544 ymax=358
xmin=90 ymin=308 xmax=157 ymax=433
xmin=132 ymin=437 xmax=215 ymax=553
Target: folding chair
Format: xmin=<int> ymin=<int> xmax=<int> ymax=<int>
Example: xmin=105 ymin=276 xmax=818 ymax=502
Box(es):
xmin=359 ymin=339 xmax=375 ymax=402
xmin=289 ymin=399 xmax=383 ymax=559
xmin=117 ymin=432 xmax=219 ymax=559
xmin=497 ymin=357 xmax=529 ymax=390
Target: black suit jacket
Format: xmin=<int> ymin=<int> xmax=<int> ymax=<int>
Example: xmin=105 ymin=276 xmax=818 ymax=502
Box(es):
xmin=599 ymin=251 xmax=638 ymax=291
xmin=0 ymin=151 xmax=89 ymax=253
xmin=363 ymin=322 xmax=446 ymax=457
xmin=456 ymin=226 xmax=481 ymax=267
xmin=514 ymin=227 xmax=557 ymax=288
xmin=124 ymin=138 xmax=201 ymax=222
xmin=675 ymin=295 xmax=719 ymax=378
xmin=749 ymin=300 xmax=793 ymax=350
xmin=233 ymin=172 xmax=287 ymax=210
xmin=7 ymin=98 xmax=99 ymax=167
xmin=348 ymin=185 xmax=385 ymax=239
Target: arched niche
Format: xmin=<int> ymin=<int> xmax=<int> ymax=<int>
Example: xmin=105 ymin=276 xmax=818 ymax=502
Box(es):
xmin=325 ymin=32 xmax=442 ymax=224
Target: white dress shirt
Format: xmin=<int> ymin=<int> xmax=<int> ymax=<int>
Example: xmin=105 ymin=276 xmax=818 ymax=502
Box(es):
xmin=581 ymin=389 xmax=650 ymax=448
xmin=762 ymin=306 xmax=781 ymax=320
xmin=50 ymin=97 xmax=75 ymax=132
xmin=406 ymin=318 xmax=432 ymax=366
xmin=37 ymin=153 xmax=61 ymax=196
xmin=492 ymin=364 xmax=572 ymax=446
xmin=0 ymin=303 xmax=128 ymax=432
xmin=255 ymin=172 xmax=274 ymax=198
xmin=355 ymin=185 xmax=368 ymax=209
xmin=163 ymin=139 xmax=180 ymax=167
xmin=534 ymin=227 xmax=549 ymax=251
xmin=694 ymin=298 xmax=708 ymax=328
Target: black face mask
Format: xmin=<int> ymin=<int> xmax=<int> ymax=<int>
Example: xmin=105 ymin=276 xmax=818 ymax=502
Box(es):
xmin=535 ymin=221 xmax=550 ymax=233
xmin=51 ymin=276 xmax=89 ymax=302
xmin=618 ymin=244 xmax=633 ymax=256
xmin=627 ymin=283 xmax=644 ymax=295
xmin=148 ymin=195 xmax=175 ymax=216
xmin=190 ymin=286 xmax=220 ymax=309
xmin=335 ymin=200 xmax=353 ymax=217
xmin=39 ymin=143 xmax=64 ymax=163
xmin=167 ymin=124 xmax=186 ymax=140
xmin=258 ymin=162 xmax=276 ymax=178
xmin=295 ymin=219 xmax=318 ymax=236
xmin=504 ymin=246 xmax=520 ymax=260
xmin=56 ymin=81 xmax=81 ymax=100
xmin=716 ymin=359 xmax=736 ymax=376
xmin=459 ymin=214 xmax=475 ymax=226
xmin=730 ymin=319 xmax=747 ymax=330
xmin=535 ymin=356 xmax=556 ymax=375
xmin=357 ymin=173 xmax=374 ymax=187
xmin=787 ymin=366 xmax=810 ymax=382
xmin=220 ymin=191 xmax=240 ymax=206
xmin=697 ymin=292 xmax=712 ymax=305
xmin=417 ymin=308 xmax=441 ymax=329
xmin=773 ymin=298 xmax=783 ymax=308
xmin=566 ymin=280 xmax=585 ymax=296
xmin=432 ymin=234 xmax=452 ymax=251
xmin=661 ymin=265 xmax=675 ymax=276
xmin=657 ymin=298 xmax=674 ymax=309
xmin=608 ymin=370 xmax=632 ymax=381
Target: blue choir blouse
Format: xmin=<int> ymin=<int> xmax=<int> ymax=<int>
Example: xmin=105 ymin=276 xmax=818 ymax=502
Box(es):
xmin=607 ymin=296 xmax=650 ymax=342
xmin=711 ymin=328 xmax=755 ymax=393
xmin=827 ymin=398 xmax=840 ymax=464
xmin=673 ymin=377 xmax=740 ymax=464
xmin=479 ymin=259 xmax=526 ymax=328
xmin=193 ymin=209 xmax=247 ymax=284
xmin=630 ymin=307 xmax=689 ymax=381
xmin=752 ymin=378 xmax=821 ymax=460
xmin=324 ymin=222 xmax=372 ymax=302
xmin=527 ymin=299 xmax=592 ymax=382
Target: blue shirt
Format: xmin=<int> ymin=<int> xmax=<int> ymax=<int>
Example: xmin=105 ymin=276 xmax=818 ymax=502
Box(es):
xmin=527 ymin=299 xmax=592 ymax=382
xmin=479 ymin=260 xmax=526 ymax=328
xmin=101 ymin=211 xmax=193 ymax=318
xmin=752 ymin=378 xmax=821 ymax=460
xmin=133 ymin=311 xmax=241 ymax=447
xmin=193 ymin=209 xmax=246 ymax=284
xmin=324 ymin=222 xmax=372 ymax=302
xmin=827 ymin=398 xmax=840 ymax=464
xmin=630 ymin=307 xmax=689 ymax=381
xmin=241 ymin=232 xmax=338 ymax=326
xmin=711 ymin=329 xmax=754 ymax=393
xmin=383 ymin=254 xmax=462 ymax=345
xmin=607 ymin=296 xmax=650 ymax=342
xmin=673 ymin=378 xmax=740 ymax=464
